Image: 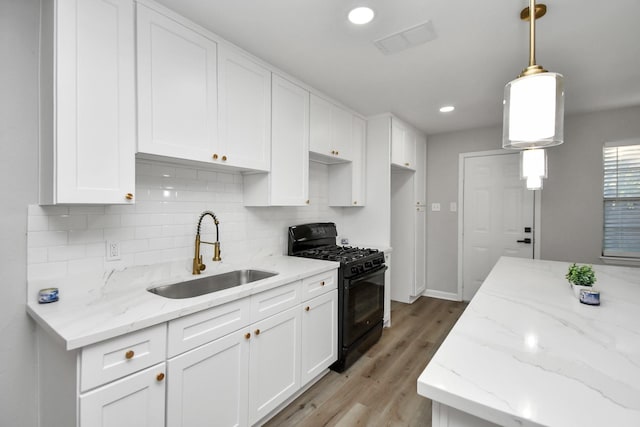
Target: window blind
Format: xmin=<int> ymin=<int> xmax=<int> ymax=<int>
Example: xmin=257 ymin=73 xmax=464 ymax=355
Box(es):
xmin=603 ymin=143 xmax=640 ymax=257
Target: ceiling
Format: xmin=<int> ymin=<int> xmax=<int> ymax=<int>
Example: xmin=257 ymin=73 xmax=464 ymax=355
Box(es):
xmin=154 ymin=0 xmax=640 ymax=136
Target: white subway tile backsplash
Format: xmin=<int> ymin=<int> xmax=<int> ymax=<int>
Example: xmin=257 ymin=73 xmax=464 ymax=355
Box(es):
xmin=28 ymin=231 xmax=68 ymax=248
xmin=68 ymin=229 xmax=104 ymax=244
xmin=27 ymin=159 xmax=344 ymax=282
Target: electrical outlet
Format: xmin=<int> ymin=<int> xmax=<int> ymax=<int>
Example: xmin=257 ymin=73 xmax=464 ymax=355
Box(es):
xmin=431 ymin=203 xmax=441 ymax=212
xmin=106 ymin=241 xmax=121 ymax=261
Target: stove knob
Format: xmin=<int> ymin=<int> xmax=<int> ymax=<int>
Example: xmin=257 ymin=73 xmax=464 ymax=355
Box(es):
xmin=373 ymin=258 xmax=381 ymax=265
xmin=351 ymin=267 xmax=358 ymax=274
xmin=365 ymin=261 xmax=373 ymax=268
xmin=358 ymin=265 xmax=365 ymax=273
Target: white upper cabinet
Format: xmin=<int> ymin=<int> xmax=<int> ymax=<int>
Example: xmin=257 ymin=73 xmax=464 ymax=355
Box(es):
xmin=391 ymin=118 xmax=417 ymax=170
xmin=244 ymin=74 xmax=309 ymax=206
xmin=310 ymin=94 xmax=354 ymax=162
xmin=218 ymin=45 xmax=271 ymax=171
xmin=136 ymin=3 xmax=217 ymax=163
xmin=328 ymin=116 xmax=367 ymax=207
xmin=39 ymin=0 xmax=136 ymax=204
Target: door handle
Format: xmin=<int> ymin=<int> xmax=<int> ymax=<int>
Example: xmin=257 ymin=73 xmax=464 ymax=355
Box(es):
xmin=517 ymin=238 xmax=532 ymax=244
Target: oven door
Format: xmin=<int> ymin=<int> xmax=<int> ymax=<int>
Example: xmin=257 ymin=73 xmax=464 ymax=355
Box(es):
xmin=342 ymin=265 xmax=387 ymax=347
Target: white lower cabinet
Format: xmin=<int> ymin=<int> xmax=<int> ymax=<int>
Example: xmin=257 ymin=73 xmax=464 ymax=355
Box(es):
xmin=36 ymin=269 xmax=338 ymax=427
xmin=301 ymin=290 xmax=338 ymax=384
xmin=80 ymin=363 xmax=166 ymax=427
xmin=167 ymin=331 xmax=250 ymax=427
xmin=249 ymin=306 xmax=301 ymax=424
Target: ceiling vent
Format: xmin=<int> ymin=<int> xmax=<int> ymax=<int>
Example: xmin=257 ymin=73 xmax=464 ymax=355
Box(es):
xmin=374 ymin=20 xmax=437 ymax=55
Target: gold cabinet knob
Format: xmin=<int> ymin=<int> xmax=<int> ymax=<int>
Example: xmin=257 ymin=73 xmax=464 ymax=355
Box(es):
xmin=335 ymin=151 xmax=339 ymax=155
xmin=156 ymin=373 xmax=165 ymax=382
xmin=305 ymin=306 xmax=310 ymax=312
xmin=212 ymin=153 xmax=219 ymax=160
xmin=320 ymin=281 xmax=325 ymax=286
xmin=125 ymin=193 xmax=134 ymax=200
xmin=353 ymin=201 xmax=358 ymax=205
xmin=331 ymin=150 xmax=336 ymax=155
xmin=125 ymin=350 xmax=134 ymax=359
xmin=254 ymin=329 xmax=261 ymax=335
xmin=244 ymin=332 xmax=251 ymax=340
xmin=222 ymin=155 xmax=227 ymax=161
xmin=305 ymin=200 xmax=310 ymax=205
xmin=405 ymin=162 xmax=410 ymax=166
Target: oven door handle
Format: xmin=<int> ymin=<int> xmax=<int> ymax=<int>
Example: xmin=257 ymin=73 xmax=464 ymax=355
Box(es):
xmin=347 ymin=265 xmax=388 ymax=287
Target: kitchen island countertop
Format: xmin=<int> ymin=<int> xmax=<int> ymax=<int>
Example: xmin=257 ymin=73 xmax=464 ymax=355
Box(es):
xmin=418 ymin=256 xmax=640 ymax=427
xmin=27 ymin=255 xmax=338 ymax=350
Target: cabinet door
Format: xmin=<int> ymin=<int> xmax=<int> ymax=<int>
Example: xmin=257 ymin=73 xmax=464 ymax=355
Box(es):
xmin=137 ymin=4 xmax=217 ymax=162
xmin=351 ymin=116 xmax=367 ymax=205
xmin=55 ymin=0 xmax=135 ymax=204
xmin=301 ymin=290 xmax=338 ymax=384
xmin=270 ymin=74 xmax=310 ymax=206
xmin=167 ymin=332 xmax=249 ymax=427
xmin=310 ymin=94 xmax=353 ymax=161
xmin=414 ymin=206 xmax=426 ymax=296
xmin=218 ymin=46 xmax=271 ymax=171
xmin=309 ymin=94 xmax=333 ymax=156
xmin=404 ymin=128 xmax=417 ymax=170
xmin=391 ymin=120 xmax=406 ymax=167
xmin=332 ymin=105 xmax=354 ymax=161
xmin=79 ymin=363 xmax=166 ymax=427
xmin=249 ymin=306 xmax=301 ymax=425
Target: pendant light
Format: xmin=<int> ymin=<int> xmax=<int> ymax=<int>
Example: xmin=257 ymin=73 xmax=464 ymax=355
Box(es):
xmin=521 ymin=148 xmax=547 ymax=190
xmin=502 ymin=0 xmax=564 ymax=149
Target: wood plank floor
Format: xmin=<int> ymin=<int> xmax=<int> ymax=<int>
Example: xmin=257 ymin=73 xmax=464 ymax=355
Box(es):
xmin=264 ymin=296 xmax=467 ymax=427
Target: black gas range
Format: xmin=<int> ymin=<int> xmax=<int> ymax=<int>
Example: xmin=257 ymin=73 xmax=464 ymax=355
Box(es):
xmin=288 ymin=223 xmax=386 ymax=372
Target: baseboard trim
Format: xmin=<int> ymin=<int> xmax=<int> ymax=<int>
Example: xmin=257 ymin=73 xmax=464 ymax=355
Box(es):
xmin=424 ymin=289 xmax=461 ymax=302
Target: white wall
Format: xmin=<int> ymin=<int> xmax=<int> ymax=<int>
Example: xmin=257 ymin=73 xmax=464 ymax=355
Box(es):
xmin=426 ymin=105 xmax=640 ymax=296
xmin=0 ymin=1 xmax=40 ymax=425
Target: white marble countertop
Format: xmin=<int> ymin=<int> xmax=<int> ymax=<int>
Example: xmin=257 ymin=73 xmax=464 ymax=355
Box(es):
xmin=418 ymin=256 xmax=640 ymax=427
xmin=27 ymin=255 xmax=338 ymax=351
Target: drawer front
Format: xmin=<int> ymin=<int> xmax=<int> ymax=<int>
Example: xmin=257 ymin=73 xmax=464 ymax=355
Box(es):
xmin=302 ymin=269 xmax=337 ymax=300
xmin=250 ymin=280 xmax=301 ymax=323
xmin=167 ymin=298 xmax=251 ymax=357
xmin=80 ymin=324 xmax=167 ymax=392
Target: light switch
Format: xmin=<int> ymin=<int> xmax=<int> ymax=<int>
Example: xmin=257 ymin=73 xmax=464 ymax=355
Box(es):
xmin=450 ymin=202 xmax=457 ymax=212
xmin=431 ymin=203 xmax=441 ymax=212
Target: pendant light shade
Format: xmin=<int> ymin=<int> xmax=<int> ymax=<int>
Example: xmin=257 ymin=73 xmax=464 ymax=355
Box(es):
xmin=502 ymin=0 xmax=564 ymax=150
xmin=503 ymin=72 xmax=564 ymax=149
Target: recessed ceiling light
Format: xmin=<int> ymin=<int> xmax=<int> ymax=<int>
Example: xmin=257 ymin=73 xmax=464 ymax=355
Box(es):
xmin=439 ymin=106 xmax=455 ymax=113
xmin=348 ymin=7 xmax=375 ymax=25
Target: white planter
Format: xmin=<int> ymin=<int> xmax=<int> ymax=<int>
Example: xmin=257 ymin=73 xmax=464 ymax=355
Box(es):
xmin=571 ymin=283 xmax=593 ymax=298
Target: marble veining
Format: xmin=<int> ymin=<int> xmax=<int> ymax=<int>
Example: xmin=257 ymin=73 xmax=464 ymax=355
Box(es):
xmin=27 ymin=255 xmax=338 ymax=350
xmin=418 ymin=256 xmax=640 ymax=427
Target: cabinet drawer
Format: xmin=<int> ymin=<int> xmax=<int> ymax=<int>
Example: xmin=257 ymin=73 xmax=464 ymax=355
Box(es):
xmin=302 ymin=270 xmax=337 ymax=300
xmin=167 ymin=298 xmax=251 ymax=357
xmin=80 ymin=324 xmax=166 ymax=392
xmin=250 ymin=281 xmax=301 ymax=323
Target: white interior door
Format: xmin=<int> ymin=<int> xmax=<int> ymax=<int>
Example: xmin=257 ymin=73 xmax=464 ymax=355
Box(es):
xmin=462 ymin=152 xmax=535 ymax=301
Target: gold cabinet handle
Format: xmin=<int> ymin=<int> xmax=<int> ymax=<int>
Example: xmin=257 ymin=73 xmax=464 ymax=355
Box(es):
xmin=254 ymin=329 xmax=261 ymax=335
xmin=212 ymin=153 xmax=219 ymax=160
xmin=222 ymin=155 xmax=227 ymax=161
xmin=125 ymin=350 xmax=134 ymax=359
xmin=156 ymin=373 xmax=165 ymax=382
xmin=305 ymin=306 xmax=310 ymax=312
xmin=125 ymin=193 xmax=134 ymax=200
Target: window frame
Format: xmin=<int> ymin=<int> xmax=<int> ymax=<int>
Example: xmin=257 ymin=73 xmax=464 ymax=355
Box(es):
xmin=602 ymin=138 xmax=640 ymax=260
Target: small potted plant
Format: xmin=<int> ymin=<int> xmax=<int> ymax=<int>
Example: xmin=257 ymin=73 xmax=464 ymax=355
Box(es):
xmin=566 ymin=263 xmax=596 ymax=297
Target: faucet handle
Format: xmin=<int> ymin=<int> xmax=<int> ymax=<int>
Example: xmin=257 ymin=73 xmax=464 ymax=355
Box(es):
xmin=199 ymin=255 xmax=206 ymax=271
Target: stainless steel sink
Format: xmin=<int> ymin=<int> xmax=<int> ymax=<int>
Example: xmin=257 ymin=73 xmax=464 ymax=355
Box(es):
xmin=147 ymin=269 xmax=278 ymax=299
